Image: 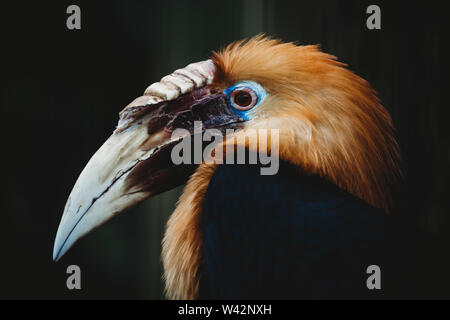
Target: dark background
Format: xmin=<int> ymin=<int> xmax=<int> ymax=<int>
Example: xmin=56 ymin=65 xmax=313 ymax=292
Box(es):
xmin=1 ymin=0 xmax=448 ymax=299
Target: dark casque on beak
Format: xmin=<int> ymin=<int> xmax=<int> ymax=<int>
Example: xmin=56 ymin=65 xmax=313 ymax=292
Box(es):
xmin=53 ymin=60 xmax=244 ymax=261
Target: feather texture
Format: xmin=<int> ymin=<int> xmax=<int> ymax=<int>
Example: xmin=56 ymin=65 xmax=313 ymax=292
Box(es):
xmin=162 ymin=36 xmax=402 ymax=299
xmin=212 ymin=35 xmax=401 ymax=212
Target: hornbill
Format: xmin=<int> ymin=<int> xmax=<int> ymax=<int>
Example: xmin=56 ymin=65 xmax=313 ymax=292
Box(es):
xmin=53 ymin=36 xmax=448 ymax=299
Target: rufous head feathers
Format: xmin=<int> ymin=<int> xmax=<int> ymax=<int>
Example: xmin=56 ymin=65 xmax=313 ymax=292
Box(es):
xmin=212 ymin=35 xmax=401 ymax=212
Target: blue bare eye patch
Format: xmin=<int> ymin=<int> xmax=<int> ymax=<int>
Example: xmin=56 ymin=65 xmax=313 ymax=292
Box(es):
xmin=224 ymin=81 xmax=268 ymax=120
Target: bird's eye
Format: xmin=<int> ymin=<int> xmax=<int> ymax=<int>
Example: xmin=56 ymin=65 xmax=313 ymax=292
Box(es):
xmin=230 ymin=88 xmax=257 ymax=110
xmin=225 ymin=81 xmax=268 ymax=118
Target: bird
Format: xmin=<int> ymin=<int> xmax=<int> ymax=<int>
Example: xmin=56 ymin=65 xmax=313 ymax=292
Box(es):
xmin=53 ymin=35 xmax=448 ymax=299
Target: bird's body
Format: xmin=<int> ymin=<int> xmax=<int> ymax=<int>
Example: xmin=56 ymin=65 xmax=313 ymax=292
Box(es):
xmin=199 ymin=161 xmax=448 ymax=299
xmin=53 ymin=36 xmax=447 ymax=299
xmin=200 ymin=160 xmax=389 ymax=299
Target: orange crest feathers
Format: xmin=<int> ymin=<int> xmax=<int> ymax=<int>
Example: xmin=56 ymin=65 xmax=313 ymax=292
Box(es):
xmin=212 ymin=35 xmax=401 ymax=212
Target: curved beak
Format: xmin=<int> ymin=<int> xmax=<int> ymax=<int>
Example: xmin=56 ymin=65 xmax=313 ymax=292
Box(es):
xmin=53 ymin=60 xmax=242 ymax=261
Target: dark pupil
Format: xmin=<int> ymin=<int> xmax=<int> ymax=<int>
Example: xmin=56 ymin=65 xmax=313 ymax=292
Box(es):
xmin=235 ymin=91 xmax=252 ymax=107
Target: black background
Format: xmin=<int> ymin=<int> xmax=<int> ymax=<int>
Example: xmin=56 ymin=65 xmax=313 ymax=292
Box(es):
xmin=1 ymin=0 xmax=449 ymax=299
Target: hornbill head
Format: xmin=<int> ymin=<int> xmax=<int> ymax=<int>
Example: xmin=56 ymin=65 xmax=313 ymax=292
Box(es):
xmin=53 ymin=36 xmax=401 ymax=297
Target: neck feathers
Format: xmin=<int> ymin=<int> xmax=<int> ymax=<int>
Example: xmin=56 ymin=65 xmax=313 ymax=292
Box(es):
xmin=162 ymin=163 xmax=217 ymax=299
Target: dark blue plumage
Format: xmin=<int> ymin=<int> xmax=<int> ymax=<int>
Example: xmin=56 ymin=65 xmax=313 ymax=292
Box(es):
xmin=198 ymin=160 xmax=448 ymax=299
